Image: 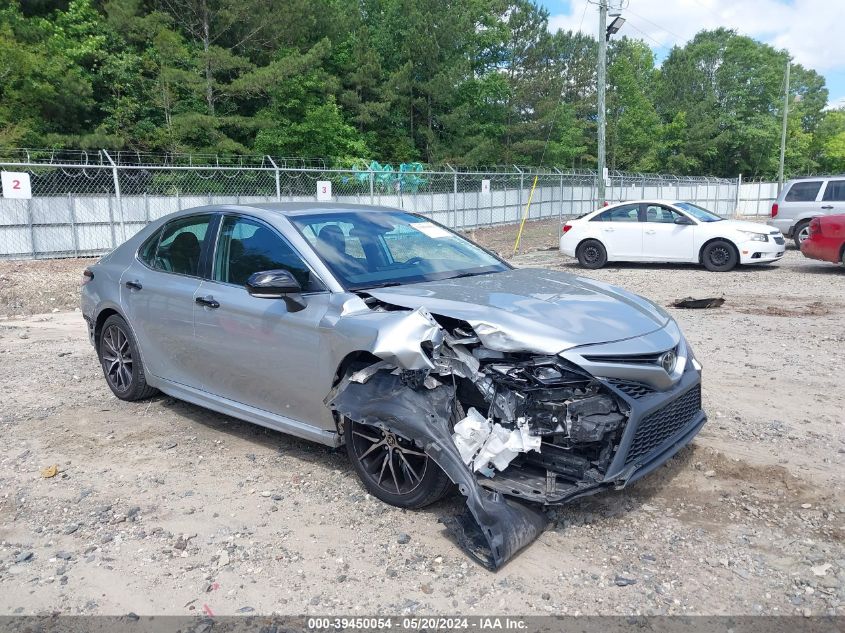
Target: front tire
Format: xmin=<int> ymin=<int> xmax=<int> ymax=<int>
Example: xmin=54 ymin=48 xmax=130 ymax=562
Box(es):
xmin=345 ymin=419 xmax=451 ymax=509
xmin=793 ymin=221 xmax=810 ymax=249
xmin=98 ymin=314 xmax=158 ymax=401
xmin=576 ymin=239 xmax=608 ymax=269
xmin=702 ymin=240 xmax=738 ymax=272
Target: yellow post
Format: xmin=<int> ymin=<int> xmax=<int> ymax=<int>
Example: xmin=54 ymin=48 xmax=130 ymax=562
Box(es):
xmin=512 ymin=175 xmax=539 ymax=255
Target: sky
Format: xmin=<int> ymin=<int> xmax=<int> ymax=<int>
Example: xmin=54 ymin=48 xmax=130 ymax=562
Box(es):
xmin=538 ymin=0 xmax=845 ymax=109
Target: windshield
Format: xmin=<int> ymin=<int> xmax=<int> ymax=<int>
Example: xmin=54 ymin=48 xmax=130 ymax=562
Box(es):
xmin=674 ymin=201 xmax=724 ymax=222
xmin=290 ymin=211 xmax=510 ymax=290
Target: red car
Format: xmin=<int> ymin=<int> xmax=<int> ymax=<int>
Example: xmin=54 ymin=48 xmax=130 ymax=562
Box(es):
xmin=800 ymin=214 xmax=845 ymax=265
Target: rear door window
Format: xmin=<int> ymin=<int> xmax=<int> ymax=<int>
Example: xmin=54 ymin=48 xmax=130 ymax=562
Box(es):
xmin=592 ymin=204 xmax=640 ymax=222
xmin=784 ymin=181 xmax=822 ymax=202
xmin=153 ymin=215 xmax=213 ymax=276
xmin=139 ymin=229 xmax=162 ymax=266
xmin=821 ymin=180 xmax=845 ymax=201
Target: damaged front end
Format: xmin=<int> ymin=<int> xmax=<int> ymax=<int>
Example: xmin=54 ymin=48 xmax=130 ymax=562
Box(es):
xmin=326 ymin=305 xmax=697 ymax=569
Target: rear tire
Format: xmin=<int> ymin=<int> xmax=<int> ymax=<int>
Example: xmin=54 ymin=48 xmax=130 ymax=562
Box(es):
xmin=576 ymin=239 xmax=608 ymax=269
xmin=702 ymin=240 xmax=738 ymax=272
xmin=345 ymin=419 xmax=451 ymax=509
xmin=793 ymin=220 xmax=810 ymax=249
xmin=98 ymin=315 xmax=158 ymax=401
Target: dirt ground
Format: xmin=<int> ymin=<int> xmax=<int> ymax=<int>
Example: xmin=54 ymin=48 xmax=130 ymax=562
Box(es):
xmin=0 ymin=223 xmax=843 ymax=617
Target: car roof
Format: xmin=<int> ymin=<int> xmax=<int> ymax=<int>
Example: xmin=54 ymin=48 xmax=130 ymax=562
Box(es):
xmin=599 ymin=199 xmax=685 ymax=208
xmin=786 ymin=175 xmax=845 ymax=182
xmin=222 ymin=202 xmax=405 ymax=217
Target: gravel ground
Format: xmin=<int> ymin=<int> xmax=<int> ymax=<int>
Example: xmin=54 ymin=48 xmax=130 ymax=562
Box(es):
xmin=0 ymin=227 xmax=843 ymax=617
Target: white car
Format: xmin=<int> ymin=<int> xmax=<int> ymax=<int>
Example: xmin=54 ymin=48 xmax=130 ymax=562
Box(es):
xmin=560 ymin=200 xmax=786 ymax=272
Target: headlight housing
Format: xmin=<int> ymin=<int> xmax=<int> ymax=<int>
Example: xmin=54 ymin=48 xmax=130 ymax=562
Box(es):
xmin=738 ymin=230 xmax=769 ymax=242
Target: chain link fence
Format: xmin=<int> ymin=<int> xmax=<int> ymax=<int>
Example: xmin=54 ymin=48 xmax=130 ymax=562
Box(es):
xmin=0 ymin=151 xmax=763 ymax=259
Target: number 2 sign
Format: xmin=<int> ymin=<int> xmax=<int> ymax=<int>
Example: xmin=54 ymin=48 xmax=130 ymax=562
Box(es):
xmin=1 ymin=171 xmax=32 ymax=199
xmin=316 ymin=180 xmax=332 ymax=201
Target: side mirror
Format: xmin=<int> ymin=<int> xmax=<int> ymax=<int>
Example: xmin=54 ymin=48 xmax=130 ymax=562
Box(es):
xmin=246 ymin=269 xmax=307 ymax=311
xmin=674 ymin=216 xmax=694 ymax=225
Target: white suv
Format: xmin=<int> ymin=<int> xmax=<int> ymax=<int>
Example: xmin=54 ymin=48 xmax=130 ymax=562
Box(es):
xmin=768 ymin=176 xmax=845 ymax=248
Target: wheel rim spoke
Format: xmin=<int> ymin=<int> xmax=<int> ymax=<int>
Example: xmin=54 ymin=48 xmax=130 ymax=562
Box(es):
xmin=351 ymin=422 xmax=428 ymax=496
xmin=377 ymin=451 xmax=389 ymax=485
xmin=387 ymin=451 xmax=401 ymax=493
xmin=104 ymin=332 xmax=117 ymax=355
xmin=358 ymin=439 xmax=385 ymax=460
xmin=103 ymin=325 xmax=132 ymax=391
xmin=398 ymin=446 xmax=426 ymax=457
xmin=397 ymin=451 xmax=421 ymax=483
xmin=352 ymin=429 xmax=381 ymax=443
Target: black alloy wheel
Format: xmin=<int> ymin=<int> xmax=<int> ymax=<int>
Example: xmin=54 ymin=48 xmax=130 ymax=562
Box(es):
xmin=345 ymin=420 xmax=451 ymax=509
xmin=98 ymin=314 xmax=158 ymax=401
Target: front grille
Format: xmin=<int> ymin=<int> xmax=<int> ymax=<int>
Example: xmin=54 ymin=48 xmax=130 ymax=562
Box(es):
xmin=607 ymin=379 xmax=655 ymax=399
xmin=773 ymin=235 xmax=785 ymax=245
xmin=625 ymin=385 xmax=702 ymax=465
xmin=583 ymin=351 xmax=666 ymax=365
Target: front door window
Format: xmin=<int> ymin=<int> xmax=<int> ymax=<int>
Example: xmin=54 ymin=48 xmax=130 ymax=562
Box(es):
xmin=213 ymin=216 xmax=317 ymax=290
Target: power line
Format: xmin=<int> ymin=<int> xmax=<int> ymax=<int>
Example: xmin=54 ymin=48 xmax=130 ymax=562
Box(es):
xmin=623 ymin=6 xmax=685 ymax=41
xmin=620 ymin=17 xmax=674 ymax=52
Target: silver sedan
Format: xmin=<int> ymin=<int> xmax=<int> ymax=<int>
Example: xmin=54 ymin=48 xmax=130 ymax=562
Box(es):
xmin=81 ymin=203 xmax=706 ymax=568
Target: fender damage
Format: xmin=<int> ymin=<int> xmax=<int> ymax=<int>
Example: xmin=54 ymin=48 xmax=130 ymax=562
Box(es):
xmin=325 ymin=304 xmax=642 ymax=569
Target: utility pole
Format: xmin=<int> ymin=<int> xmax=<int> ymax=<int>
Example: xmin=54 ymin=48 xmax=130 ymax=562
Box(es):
xmin=777 ymin=59 xmax=790 ymax=196
xmin=597 ymin=0 xmax=608 ymax=205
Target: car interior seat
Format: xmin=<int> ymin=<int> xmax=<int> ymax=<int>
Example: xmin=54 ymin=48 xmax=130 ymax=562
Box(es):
xmin=317 ymin=225 xmax=368 ymax=277
xmin=168 ymin=232 xmax=201 ymax=275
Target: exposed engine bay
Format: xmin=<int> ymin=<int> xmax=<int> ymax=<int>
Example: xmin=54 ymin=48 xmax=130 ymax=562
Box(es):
xmin=327 ymin=303 xmax=635 ymax=570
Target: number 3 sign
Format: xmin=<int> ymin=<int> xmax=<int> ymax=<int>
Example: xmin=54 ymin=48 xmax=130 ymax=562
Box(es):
xmin=1 ymin=171 xmax=32 ymax=199
xmin=316 ymin=180 xmax=332 ymax=201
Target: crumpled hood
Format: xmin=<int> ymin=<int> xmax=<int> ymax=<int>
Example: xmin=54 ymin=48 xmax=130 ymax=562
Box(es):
xmin=367 ymin=268 xmax=671 ymax=353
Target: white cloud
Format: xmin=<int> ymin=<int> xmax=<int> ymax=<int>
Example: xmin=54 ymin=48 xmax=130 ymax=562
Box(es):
xmin=548 ymin=0 xmax=845 ymax=74
xmin=827 ymin=95 xmax=845 ymax=110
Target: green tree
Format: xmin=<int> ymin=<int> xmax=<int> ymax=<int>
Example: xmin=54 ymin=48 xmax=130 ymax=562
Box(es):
xmin=606 ymin=38 xmax=660 ymax=172
xmin=0 ymin=0 xmax=835 ymax=176
xmin=813 ymin=109 xmax=845 ymax=173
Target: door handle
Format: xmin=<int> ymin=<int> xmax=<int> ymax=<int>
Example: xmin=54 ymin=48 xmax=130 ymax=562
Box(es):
xmin=125 ymin=280 xmax=142 ymax=291
xmin=603 ymin=228 xmax=615 ymax=232
xmin=195 ymin=296 xmax=220 ymax=309
xmin=821 ymin=205 xmax=834 ymax=209
xmin=644 ymin=229 xmax=656 ymax=234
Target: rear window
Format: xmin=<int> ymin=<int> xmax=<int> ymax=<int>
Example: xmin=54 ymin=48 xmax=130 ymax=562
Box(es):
xmin=784 ymin=181 xmax=822 ymax=202
xmin=822 ymin=180 xmax=845 ymax=202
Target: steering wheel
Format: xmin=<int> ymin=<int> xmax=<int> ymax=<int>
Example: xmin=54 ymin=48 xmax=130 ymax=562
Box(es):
xmin=404 ymin=256 xmax=425 ymax=266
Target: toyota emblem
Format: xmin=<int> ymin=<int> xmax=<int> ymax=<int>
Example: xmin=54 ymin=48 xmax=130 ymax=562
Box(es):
xmin=660 ymin=350 xmax=677 ymax=374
